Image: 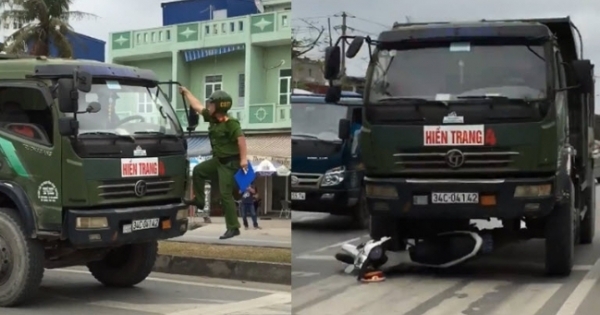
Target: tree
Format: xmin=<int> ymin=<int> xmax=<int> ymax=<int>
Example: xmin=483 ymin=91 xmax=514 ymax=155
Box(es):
xmin=292 ymin=19 xmax=327 ymax=59
xmin=0 ymin=0 xmax=96 ymax=57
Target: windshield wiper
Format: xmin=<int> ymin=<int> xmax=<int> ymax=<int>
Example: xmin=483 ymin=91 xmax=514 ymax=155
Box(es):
xmin=456 ymin=95 xmax=533 ymax=109
xmin=134 ymin=131 xmax=180 ymax=143
xmin=78 ymin=131 xmax=135 ymax=144
xmin=376 ymin=97 xmax=448 ymax=107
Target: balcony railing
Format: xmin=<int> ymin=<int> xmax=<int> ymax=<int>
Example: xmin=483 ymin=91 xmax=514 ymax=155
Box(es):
xmin=110 ymin=11 xmax=290 ymax=56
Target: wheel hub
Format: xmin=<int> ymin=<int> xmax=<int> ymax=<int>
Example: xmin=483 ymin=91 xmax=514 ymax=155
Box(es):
xmin=0 ymin=236 xmax=13 ymax=286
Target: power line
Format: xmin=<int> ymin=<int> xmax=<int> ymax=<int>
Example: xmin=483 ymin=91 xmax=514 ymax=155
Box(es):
xmin=350 ymin=15 xmax=391 ymax=29
xmin=291 ymin=15 xmax=332 ymax=21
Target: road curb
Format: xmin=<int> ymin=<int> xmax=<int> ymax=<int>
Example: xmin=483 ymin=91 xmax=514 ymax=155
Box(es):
xmin=153 ymin=254 xmax=291 ymax=285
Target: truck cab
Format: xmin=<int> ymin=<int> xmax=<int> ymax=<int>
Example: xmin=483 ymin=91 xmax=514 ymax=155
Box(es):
xmin=291 ymin=93 xmax=369 ymax=227
xmin=0 ymin=56 xmax=193 ymax=307
xmin=323 ymin=17 xmax=595 ymax=276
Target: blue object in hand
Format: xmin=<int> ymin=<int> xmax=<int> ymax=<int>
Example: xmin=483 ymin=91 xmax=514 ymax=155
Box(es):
xmin=234 ymin=160 xmax=255 ymax=191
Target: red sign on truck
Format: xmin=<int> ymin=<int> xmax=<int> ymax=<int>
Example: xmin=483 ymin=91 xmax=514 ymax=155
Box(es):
xmin=423 ymin=125 xmax=484 ymax=146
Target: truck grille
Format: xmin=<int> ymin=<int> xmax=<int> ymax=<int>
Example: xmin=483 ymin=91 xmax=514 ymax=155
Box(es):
xmin=291 ymin=173 xmax=322 ymax=188
xmin=98 ymin=177 xmax=174 ymax=199
xmin=394 ymin=148 xmax=519 ymax=170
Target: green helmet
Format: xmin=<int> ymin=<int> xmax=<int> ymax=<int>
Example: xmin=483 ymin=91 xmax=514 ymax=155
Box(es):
xmin=207 ymin=90 xmax=233 ymax=114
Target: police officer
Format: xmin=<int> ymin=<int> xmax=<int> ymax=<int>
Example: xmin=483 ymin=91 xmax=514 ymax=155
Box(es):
xmin=180 ymin=86 xmax=248 ymax=239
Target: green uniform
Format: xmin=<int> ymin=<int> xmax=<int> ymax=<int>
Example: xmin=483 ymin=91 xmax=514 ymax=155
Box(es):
xmin=191 ymin=110 xmax=243 ymax=230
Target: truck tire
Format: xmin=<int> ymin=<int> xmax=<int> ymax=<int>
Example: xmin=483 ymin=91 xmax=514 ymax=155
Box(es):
xmin=545 ymin=181 xmax=575 ymax=276
xmin=351 ymin=189 xmax=370 ymax=229
xmin=87 ymin=241 xmax=158 ymax=287
xmin=579 ymin=183 xmax=595 ymax=244
xmin=0 ymin=207 xmax=44 ymax=307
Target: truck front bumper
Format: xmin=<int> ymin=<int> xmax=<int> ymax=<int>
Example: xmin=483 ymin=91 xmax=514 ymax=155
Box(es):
xmin=65 ymin=202 xmax=188 ymax=248
xmin=291 ymin=188 xmax=360 ymax=214
xmin=365 ymin=176 xmax=556 ymax=219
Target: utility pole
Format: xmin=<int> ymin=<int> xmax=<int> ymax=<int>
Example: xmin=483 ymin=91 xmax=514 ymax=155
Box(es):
xmin=340 ymin=11 xmax=347 ymax=76
xmin=327 ymin=17 xmax=332 ymax=46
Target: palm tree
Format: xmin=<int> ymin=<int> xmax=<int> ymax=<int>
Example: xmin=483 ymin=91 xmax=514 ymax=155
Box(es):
xmin=0 ymin=0 xmax=96 ymax=57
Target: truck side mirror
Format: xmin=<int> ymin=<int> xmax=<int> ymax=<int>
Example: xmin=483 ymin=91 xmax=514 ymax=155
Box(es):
xmin=57 ymin=78 xmax=78 ymax=112
xmin=58 ymin=117 xmax=78 ymax=136
xmin=74 ymin=70 xmax=92 ymax=93
xmin=346 ymin=36 xmax=364 ymax=58
xmin=338 ymin=118 xmax=351 ymax=140
xmin=187 ymin=110 xmax=199 ymax=132
xmin=572 ymin=59 xmax=593 ymax=94
xmin=325 ymin=85 xmax=342 ymax=103
xmin=324 ymin=46 xmax=341 ymax=80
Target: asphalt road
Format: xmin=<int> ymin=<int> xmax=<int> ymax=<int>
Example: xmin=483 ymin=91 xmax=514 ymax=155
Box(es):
xmin=291 ymin=187 xmax=600 ymax=315
xmin=2 ymin=267 xmax=290 ymax=315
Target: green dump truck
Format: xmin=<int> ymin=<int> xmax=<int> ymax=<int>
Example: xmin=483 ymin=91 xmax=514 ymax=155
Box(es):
xmin=323 ymin=17 xmax=595 ymax=276
xmin=0 ymin=55 xmax=193 ymax=306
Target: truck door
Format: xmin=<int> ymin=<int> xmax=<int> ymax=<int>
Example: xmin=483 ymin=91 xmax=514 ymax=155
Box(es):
xmin=0 ymin=82 xmax=62 ymax=231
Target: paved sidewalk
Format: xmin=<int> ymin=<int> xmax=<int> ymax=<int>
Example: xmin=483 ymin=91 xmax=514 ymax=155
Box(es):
xmin=171 ymin=216 xmax=291 ymax=248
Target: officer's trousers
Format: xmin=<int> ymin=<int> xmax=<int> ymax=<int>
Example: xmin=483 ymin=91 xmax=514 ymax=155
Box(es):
xmin=191 ymin=157 xmax=240 ymax=230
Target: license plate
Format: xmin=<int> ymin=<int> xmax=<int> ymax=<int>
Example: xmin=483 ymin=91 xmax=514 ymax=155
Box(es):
xmin=131 ymin=218 xmax=160 ymax=231
xmin=291 ymin=192 xmax=305 ymax=200
xmin=431 ymin=192 xmax=479 ymax=204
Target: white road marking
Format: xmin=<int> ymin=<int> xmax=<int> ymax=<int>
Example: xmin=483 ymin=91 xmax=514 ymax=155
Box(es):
xmin=573 ymin=265 xmax=593 ymax=271
xmin=556 ymin=258 xmax=600 ymax=315
xmin=89 ymin=300 xmax=201 ymax=313
xmin=419 ymin=280 xmax=508 ymax=315
xmin=489 ymin=283 xmax=562 ymax=315
xmin=296 ymin=276 xmax=460 ymax=315
xmin=292 ymin=274 xmax=356 ymax=310
xmin=312 ymin=237 xmax=364 ymax=252
xmin=51 ymin=268 xmax=283 ymax=294
xmin=166 ymin=292 xmax=291 ymax=315
xmin=292 ymin=271 xmax=321 ymax=278
xmin=295 ymin=254 xmax=338 ymax=261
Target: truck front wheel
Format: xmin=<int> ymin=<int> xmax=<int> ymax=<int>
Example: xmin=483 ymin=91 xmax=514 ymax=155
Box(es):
xmin=0 ymin=207 xmax=44 ymax=307
xmin=87 ymin=241 xmax=158 ymax=287
xmin=544 ymin=182 xmax=575 ymax=276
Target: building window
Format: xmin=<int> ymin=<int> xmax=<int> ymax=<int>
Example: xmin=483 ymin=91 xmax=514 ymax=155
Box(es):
xmin=238 ymin=73 xmax=245 ymax=106
xmin=204 ymin=75 xmax=223 ymax=103
xmin=278 ymin=69 xmax=291 ymax=105
xmin=281 ymin=15 xmax=288 ymax=26
xmin=238 ymin=21 xmax=243 ymax=31
xmin=137 ymin=94 xmax=153 ymax=113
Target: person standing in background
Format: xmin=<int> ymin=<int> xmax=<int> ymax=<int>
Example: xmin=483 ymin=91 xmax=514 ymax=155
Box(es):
xmin=240 ymin=183 xmax=261 ymax=230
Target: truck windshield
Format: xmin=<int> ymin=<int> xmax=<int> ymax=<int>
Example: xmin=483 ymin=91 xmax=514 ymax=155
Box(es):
xmin=71 ymin=80 xmax=182 ymax=136
xmin=368 ymin=44 xmax=547 ymax=103
xmin=292 ymin=103 xmax=347 ymax=142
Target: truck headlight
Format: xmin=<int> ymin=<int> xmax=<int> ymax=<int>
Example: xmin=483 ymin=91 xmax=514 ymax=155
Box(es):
xmin=320 ymin=166 xmax=345 ymax=187
xmin=514 ymin=184 xmax=551 ymax=197
xmin=76 ymin=217 xmax=108 ymax=229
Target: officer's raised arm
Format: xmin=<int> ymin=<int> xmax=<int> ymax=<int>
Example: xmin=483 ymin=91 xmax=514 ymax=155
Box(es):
xmin=179 ymin=86 xmax=204 ymax=113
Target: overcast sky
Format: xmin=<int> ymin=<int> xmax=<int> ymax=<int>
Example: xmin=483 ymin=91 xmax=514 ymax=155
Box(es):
xmin=70 ymin=0 xmax=166 ymax=42
xmin=293 ymin=0 xmax=600 ymax=110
